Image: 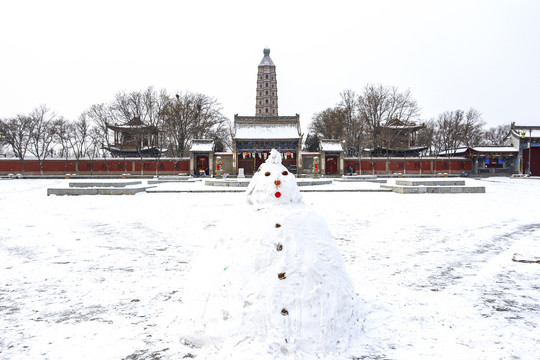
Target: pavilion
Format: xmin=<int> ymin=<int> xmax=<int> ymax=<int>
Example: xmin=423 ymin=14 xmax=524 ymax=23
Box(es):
xmin=103 ymin=117 xmax=161 ymax=158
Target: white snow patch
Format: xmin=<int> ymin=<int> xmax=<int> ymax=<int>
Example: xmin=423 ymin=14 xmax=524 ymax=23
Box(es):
xmin=1 ymin=176 xmax=539 ymax=359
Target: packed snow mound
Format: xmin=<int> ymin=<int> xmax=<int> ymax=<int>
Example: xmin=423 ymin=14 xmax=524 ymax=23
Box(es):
xmin=181 ymin=149 xmax=361 ymax=359
xmin=246 ymin=149 xmax=303 ymax=207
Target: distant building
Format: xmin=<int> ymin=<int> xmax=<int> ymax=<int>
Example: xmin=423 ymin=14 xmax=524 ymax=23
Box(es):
xmin=190 ymin=139 xmax=215 ymax=176
xmin=371 ymin=118 xmax=426 ymax=157
xmin=440 ymin=146 xmax=518 ymax=175
xmin=231 ymin=48 xmax=303 ymax=175
xmin=103 ymin=117 xmax=161 ymax=157
xmin=319 ymin=139 xmax=344 ymax=175
xmin=505 ymin=123 xmax=540 ymax=176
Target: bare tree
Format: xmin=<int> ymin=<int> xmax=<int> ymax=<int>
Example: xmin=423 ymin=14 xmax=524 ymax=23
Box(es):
xmin=461 ymin=108 xmax=486 ymax=147
xmin=110 ymin=86 xmax=165 ymax=127
xmin=85 ymin=103 xmax=113 ymax=154
xmin=63 ymin=113 xmax=94 ymax=173
xmin=338 ymin=90 xmax=367 ymax=157
xmin=160 ymin=91 xmax=230 ymax=157
xmin=434 ymin=110 xmax=465 ymax=156
xmin=0 ymin=114 xmax=35 ymax=171
xmin=309 ymin=107 xmax=346 ymax=140
xmin=416 ymin=118 xmax=436 ymax=155
xmin=431 ymin=107 xmax=487 ymax=157
xmin=27 ymin=105 xmax=60 ymax=175
xmin=483 ymin=124 xmax=511 ymax=146
xmin=86 ymin=127 xmax=107 ymax=175
xmin=84 ymin=88 xmax=230 ymax=158
xmin=53 ymin=117 xmax=74 ymax=173
xmin=0 ymin=126 xmax=7 ymax=157
xmin=358 ymin=84 xmax=420 ymax=155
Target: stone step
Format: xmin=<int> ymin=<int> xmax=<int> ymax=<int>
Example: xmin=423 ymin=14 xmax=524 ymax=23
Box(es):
xmin=381 ymin=184 xmax=485 ymax=194
xmin=395 ymin=180 xmax=465 ymax=186
xmin=69 ymin=181 xmax=142 ymax=188
xmin=48 ymin=186 xmax=156 ymax=196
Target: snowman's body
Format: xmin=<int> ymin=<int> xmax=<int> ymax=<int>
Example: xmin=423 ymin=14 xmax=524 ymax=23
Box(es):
xmin=183 ymin=150 xmax=360 ymax=358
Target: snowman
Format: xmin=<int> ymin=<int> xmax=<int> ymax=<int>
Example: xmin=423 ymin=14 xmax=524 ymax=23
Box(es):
xmin=181 ymin=149 xmax=360 ymax=359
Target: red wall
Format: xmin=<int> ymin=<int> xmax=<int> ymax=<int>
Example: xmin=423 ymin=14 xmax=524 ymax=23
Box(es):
xmin=344 ymin=158 xmax=471 ymax=174
xmin=0 ymin=158 xmax=190 ymax=175
xmin=0 ymin=157 xmax=473 ymax=175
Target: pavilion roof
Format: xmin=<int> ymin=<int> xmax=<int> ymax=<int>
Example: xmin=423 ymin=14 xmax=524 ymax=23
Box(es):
xmin=106 ymin=117 xmax=158 ymax=133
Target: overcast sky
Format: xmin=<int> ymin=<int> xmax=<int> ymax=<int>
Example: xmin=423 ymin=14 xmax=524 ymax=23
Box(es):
xmin=1 ymin=0 xmax=539 ymax=133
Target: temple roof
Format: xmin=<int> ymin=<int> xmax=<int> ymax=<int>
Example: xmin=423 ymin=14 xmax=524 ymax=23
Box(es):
xmin=439 ymin=146 xmax=518 ymax=156
xmin=234 ymin=115 xmax=301 ymax=140
xmin=320 ymin=139 xmax=344 ymax=152
xmin=509 ymin=127 xmax=540 ymax=139
xmin=190 ymin=139 xmax=215 ymax=152
xmin=384 ymin=118 xmax=424 ymax=130
xmin=106 ymin=116 xmax=158 ymax=132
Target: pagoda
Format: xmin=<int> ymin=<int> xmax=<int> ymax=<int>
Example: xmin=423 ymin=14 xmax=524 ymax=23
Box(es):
xmin=232 ymin=48 xmax=302 ymax=175
xmin=255 ymin=48 xmax=279 ymax=116
xmin=103 ymin=116 xmax=161 ymax=157
xmin=373 ymin=118 xmax=426 ymax=157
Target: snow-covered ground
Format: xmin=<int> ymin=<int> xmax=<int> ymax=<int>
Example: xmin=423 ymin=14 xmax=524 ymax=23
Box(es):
xmin=1 ymin=177 xmax=539 ymax=359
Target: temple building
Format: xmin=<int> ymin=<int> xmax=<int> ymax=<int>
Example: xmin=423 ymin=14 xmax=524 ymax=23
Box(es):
xmin=440 ymin=146 xmax=518 ymax=176
xmin=505 ymin=123 xmax=540 ymax=176
xmin=103 ymin=117 xmax=161 ymax=157
xmin=231 ymin=48 xmax=303 ymax=175
xmin=370 ymin=118 xmax=426 ymax=157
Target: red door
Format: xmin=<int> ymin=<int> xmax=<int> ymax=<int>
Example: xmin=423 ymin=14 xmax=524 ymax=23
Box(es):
xmin=523 ymin=147 xmax=540 ymax=176
xmin=325 ymin=155 xmax=338 ymax=174
xmin=196 ymin=155 xmax=209 ymax=175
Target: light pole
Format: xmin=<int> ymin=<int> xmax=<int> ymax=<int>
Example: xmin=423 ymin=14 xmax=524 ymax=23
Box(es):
xmin=528 ymin=128 xmax=532 ymax=176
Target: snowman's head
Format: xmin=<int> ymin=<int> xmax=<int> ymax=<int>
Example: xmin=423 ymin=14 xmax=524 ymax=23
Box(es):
xmin=246 ymin=149 xmax=303 ymax=207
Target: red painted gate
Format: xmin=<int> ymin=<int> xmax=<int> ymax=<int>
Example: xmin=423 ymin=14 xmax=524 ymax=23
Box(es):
xmin=523 ymin=147 xmax=540 ymax=176
xmin=196 ymin=155 xmax=209 ymax=175
xmin=325 ymin=155 xmax=338 ymax=174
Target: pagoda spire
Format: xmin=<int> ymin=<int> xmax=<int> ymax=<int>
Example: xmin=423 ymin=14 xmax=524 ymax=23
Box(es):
xmin=256 ymin=48 xmax=278 ymax=116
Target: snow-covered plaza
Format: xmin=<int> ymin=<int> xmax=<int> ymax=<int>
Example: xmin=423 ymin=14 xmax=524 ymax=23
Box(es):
xmin=1 ymin=177 xmax=539 ymax=359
